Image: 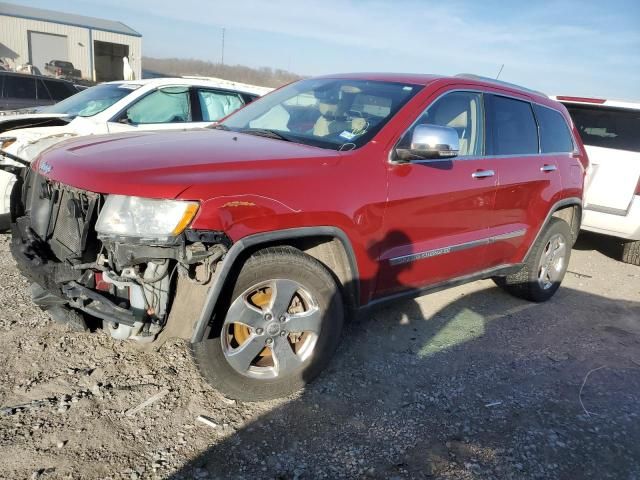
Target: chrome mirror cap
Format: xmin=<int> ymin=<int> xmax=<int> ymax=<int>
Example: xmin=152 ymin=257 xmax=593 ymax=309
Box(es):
xmin=396 ymin=124 xmax=460 ymax=161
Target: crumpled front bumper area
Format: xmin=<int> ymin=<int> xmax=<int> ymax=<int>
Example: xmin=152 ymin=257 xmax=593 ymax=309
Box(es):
xmin=10 ymin=171 xmax=143 ymax=329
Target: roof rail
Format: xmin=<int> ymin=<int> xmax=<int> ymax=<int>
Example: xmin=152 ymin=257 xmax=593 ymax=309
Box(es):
xmin=455 ymin=73 xmax=547 ymax=97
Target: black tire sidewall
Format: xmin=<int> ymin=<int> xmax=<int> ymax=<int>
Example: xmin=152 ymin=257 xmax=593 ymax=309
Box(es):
xmin=192 ymin=248 xmax=344 ymax=401
xmin=525 ymin=218 xmax=572 ymax=301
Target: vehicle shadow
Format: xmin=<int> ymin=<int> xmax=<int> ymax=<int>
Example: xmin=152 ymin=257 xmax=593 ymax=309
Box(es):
xmin=573 ymin=231 xmax=625 ymax=262
xmin=170 ymin=280 xmax=640 ymax=479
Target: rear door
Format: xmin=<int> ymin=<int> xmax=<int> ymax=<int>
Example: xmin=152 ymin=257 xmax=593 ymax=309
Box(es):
xmin=483 ymin=95 xmax=562 ymax=266
xmin=563 ymin=104 xmax=640 ymax=213
xmin=376 ymin=90 xmax=499 ymax=297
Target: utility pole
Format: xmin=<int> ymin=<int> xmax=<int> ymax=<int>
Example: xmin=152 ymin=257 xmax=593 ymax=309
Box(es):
xmin=221 ymin=28 xmax=225 ymax=65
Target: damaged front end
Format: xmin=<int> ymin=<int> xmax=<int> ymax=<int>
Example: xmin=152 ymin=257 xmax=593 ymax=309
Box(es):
xmin=10 ymin=167 xmax=229 ymax=344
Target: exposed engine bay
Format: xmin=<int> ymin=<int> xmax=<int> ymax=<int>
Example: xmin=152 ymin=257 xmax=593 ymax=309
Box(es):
xmin=9 ymin=168 xmax=229 ymax=343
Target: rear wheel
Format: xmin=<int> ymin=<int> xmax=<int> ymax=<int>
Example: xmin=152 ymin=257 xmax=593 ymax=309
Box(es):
xmin=493 ymin=218 xmax=571 ymax=302
xmin=191 ymin=246 xmax=344 ymax=401
xmin=621 ymin=240 xmax=640 ymax=266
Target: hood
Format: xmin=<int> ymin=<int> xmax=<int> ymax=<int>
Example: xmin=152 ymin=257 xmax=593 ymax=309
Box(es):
xmin=0 ymin=113 xmax=71 ymax=134
xmin=34 ymin=129 xmax=341 ymax=199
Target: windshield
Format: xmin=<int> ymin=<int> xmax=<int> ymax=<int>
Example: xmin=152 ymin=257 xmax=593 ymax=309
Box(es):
xmin=565 ymin=104 xmax=640 ymax=153
xmin=42 ymin=83 xmax=140 ymax=117
xmin=221 ymin=78 xmax=421 ymax=150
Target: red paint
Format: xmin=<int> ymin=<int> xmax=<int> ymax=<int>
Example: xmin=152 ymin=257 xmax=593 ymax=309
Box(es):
xmin=33 ymin=74 xmax=588 ymax=307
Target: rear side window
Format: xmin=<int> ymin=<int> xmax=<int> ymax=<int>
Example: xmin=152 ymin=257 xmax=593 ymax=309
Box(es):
xmin=563 ymin=104 xmax=640 ymax=153
xmin=197 ymin=89 xmax=244 ymax=121
xmin=534 ymin=105 xmax=574 ymax=153
xmin=45 ymin=80 xmax=74 ymax=101
xmin=4 ymin=75 xmax=36 ymax=99
xmin=488 ymin=95 xmax=538 ymax=155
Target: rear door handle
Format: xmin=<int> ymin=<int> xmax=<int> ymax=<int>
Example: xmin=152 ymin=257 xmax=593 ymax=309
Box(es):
xmin=472 ymin=169 xmax=495 ymax=179
xmin=540 ymin=164 xmax=557 ymax=172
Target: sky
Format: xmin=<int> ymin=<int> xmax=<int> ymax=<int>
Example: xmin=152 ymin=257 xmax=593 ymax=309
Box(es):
xmin=12 ymin=0 xmax=640 ymax=100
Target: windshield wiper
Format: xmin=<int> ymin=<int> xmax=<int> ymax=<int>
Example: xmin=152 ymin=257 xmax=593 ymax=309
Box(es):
xmin=239 ymin=128 xmax=292 ymax=142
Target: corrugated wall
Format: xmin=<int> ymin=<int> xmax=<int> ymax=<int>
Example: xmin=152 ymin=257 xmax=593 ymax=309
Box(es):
xmin=0 ymin=15 xmax=141 ymax=81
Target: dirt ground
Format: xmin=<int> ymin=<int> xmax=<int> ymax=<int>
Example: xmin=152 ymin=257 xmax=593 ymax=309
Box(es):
xmin=0 ymin=231 xmax=639 ymax=480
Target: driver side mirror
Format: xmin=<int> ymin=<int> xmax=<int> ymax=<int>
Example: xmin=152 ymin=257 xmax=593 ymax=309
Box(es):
xmin=395 ymin=124 xmax=459 ymax=161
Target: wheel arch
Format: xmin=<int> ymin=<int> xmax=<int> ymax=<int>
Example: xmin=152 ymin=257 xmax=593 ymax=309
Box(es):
xmin=190 ymin=226 xmax=359 ymax=343
xmin=524 ymin=197 xmax=582 ymax=262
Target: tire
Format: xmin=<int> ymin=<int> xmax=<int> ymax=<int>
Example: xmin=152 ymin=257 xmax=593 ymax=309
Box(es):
xmin=621 ymin=240 xmax=640 ymax=266
xmin=493 ymin=218 xmax=572 ymax=302
xmin=190 ymin=246 xmax=344 ymax=401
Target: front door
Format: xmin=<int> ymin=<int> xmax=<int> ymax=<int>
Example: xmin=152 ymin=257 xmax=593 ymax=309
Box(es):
xmin=375 ymin=90 xmax=498 ymax=298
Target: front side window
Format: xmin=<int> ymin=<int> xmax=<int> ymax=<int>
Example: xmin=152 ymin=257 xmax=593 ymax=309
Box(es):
xmin=488 ymin=95 xmax=538 ymax=155
xmin=220 ymin=78 xmax=421 ymax=150
xmin=400 ymin=91 xmax=485 ymax=156
xmin=42 ymin=83 xmax=137 ymax=116
xmin=5 ymin=76 xmax=36 ymax=99
xmin=197 ymin=89 xmax=244 ymax=122
xmin=534 ymin=104 xmax=573 ymax=153
xmin=124 ymin=87 xmax=191 ymax=124
xmin=564 ymin=104 xmax=640 ymax=153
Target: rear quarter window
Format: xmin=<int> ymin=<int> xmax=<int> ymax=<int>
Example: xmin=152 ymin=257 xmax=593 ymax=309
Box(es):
xmin=563 ymin=104 xmax=640 ymax=153
xmin=534 ymin=104 xmax=574 ymax=153
xmin=488 ymin=95 xmax=538 ymax=155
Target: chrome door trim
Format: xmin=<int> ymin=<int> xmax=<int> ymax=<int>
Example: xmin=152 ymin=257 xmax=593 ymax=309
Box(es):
xmin=472 ymin=169 xmax=495 ymax=178
xmin=388 ymin=228 xmax=526 ymax=266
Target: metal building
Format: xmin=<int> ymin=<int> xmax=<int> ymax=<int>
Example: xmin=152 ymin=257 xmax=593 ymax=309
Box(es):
xmin=0 ymin=2 xmax=141 ymax=82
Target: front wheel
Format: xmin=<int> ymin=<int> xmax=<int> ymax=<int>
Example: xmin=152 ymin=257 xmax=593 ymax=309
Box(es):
xmin=191 ymin=246 xmax=344 ymax=401
xmin=493 ymin=218 xmax=572 ymax=302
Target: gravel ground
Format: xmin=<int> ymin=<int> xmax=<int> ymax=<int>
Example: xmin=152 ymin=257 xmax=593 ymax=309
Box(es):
xmin=0 ymin=231 xmax=639 ymax=480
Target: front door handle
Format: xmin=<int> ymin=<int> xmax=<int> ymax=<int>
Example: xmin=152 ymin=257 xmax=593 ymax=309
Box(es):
xmin=472 ymin=169 xmax=495 ymax=179
xmin=540 ymin=164 xmax=557 ymax=172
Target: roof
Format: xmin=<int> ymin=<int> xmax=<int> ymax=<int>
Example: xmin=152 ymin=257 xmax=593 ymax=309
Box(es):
xmin=103 ymin=77 xmax=271 ymax=96
xmin=552 ymin=96 xmax=640 ymax=110
xmin=313 ymin=72 xmax=549 ymax=100
xmin=0 ymin=2 xmax=141 ymax=37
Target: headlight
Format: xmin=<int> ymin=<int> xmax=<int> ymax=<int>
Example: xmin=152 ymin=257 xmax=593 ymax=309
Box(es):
xmin=95 ymin=195 xmax=199 ymax=241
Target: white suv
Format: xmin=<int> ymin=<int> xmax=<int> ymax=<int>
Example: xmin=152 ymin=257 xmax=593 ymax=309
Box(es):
xmin=0 ymin=77 xmax=272 ymax=228
xmin=555 ymin=96 xmax=640 ymax=265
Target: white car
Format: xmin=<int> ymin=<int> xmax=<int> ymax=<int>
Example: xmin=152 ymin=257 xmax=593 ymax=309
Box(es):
xmin=0 ymin=77 xmax=272 ymax=227
xmin=554 ymin=96 xmax=640 ymax=265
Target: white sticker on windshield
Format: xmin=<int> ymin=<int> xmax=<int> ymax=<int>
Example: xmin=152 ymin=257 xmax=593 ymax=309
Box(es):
xmin=339 ymin=130 xmax=356 ymax=140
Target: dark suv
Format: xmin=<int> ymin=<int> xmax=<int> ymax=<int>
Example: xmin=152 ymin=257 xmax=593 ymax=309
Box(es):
xmin=8 ymin=73 xmax=588 ymax=401
xmin=0 ymin=71 xmax=78 ymax=110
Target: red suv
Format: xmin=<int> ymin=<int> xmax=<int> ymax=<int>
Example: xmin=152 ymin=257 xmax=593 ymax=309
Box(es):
xmin=8 ymin=73 xmax=588 ymax=400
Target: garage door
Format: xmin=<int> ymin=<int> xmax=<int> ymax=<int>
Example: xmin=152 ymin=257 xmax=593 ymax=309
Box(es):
xmin=28 ymin=31 xmax=68 ymax=75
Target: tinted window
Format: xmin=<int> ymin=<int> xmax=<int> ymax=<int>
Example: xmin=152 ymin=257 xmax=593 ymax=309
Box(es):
xmin=44 ymin=80 xmax=74 ymax=101
xmin=404 ymin=91 xmax=484 ymax=156
xmin=4 ymin=75 xmax=36 ymax=99
xmin=534 ymin=104 xmax=573 ymax=153
xmin=489 ymin=95 xmax=538 ymax=155
xmin=197 ymin=89 xmax=244 ymax=121
xmin=124 ymin=86 xmax=191 ymax=124
xmin=563 ymin=104 xmax=640 ymax=153
xmin=36 ymin=79 xmax=52 ymax=100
